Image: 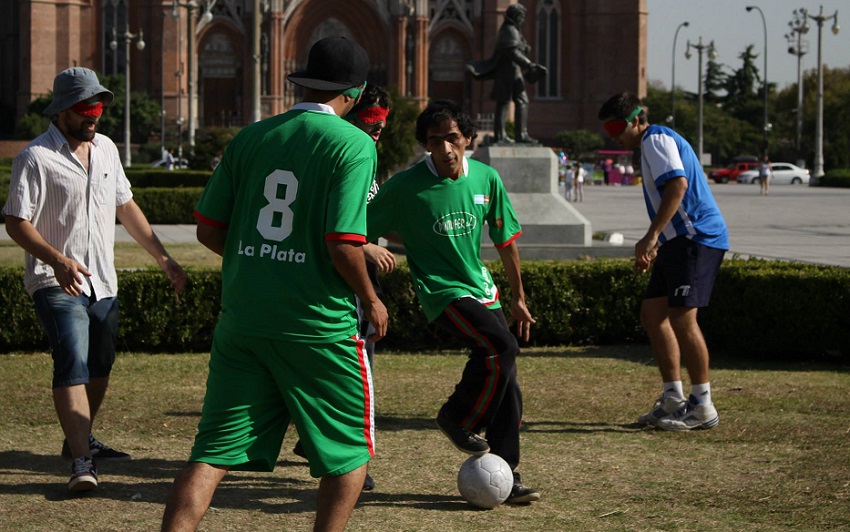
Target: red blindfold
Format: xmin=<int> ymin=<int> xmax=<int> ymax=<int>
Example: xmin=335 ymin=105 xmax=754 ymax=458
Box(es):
xmin=357 ymin=105 xmax=389 ymax=126
xmin=71 ymin=100 xmax=104 ymax=118
xmin=603 ymin=105 xmax=642 ymax=138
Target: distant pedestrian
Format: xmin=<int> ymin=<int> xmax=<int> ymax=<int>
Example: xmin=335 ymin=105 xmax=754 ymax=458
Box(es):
xmin=572 ymin=161 xmax=585 ymax=202
xmin=599 ymin=91 xmax=729 ymax=432
xmin=164 ymin=147 xmax=175 ymax=171
xmin=758 ymin=155 xmax=771 ymax=196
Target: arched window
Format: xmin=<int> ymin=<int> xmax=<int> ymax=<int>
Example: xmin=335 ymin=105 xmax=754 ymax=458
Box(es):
xmin=102 ymin=0 xmax=128 ymax=75
xmin=536 ymin=0 xmax=560 ymax=98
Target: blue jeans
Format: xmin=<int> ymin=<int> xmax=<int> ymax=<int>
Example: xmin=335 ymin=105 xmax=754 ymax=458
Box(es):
xmin=32 ymin=287 xmax=119 ymax=388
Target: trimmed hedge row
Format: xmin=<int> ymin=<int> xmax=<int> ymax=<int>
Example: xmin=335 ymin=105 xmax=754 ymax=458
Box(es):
xmin=821 ymin=168 xmax=850 ymax=188
xmin=2 ymin=259 xmax=848 ymax=358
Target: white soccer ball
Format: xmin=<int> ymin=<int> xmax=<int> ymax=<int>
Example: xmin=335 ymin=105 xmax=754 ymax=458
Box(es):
xmin=456 ymin=453 xmax=514 ymax=509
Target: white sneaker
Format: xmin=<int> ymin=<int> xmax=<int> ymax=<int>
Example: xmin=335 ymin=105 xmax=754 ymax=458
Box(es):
xmin=638 ymin=395 xmax=687 ymax=426
xmin=656 ymin=395 xmax=719 ymax=431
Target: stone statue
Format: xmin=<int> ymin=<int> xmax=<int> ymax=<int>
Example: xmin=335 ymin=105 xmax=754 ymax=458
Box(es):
xmin=466 ymin=4 xmax=547 ymax=144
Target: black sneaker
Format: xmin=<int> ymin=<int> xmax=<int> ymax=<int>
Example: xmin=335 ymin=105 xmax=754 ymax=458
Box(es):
xmin=62 ymin=433 xmax=132 ymax=462
xmin=292 ymin=440 xmax=307 ymax=459
xmin=436 ymin=408 xmax=490 ymax=456
xmin=362 ymin=473 xmax=375 ymax=491
xmin=505 ymin=472 xmax=540 ymax=504
xmin=68 ymin=456 xmax=98 ymax=492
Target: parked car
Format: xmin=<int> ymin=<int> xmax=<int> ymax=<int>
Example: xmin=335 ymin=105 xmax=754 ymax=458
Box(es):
xmin=709 ymin=160 xmax=760 ymax=183
xmin=737 ymin=162 xmax=810 ymax=185
xmin=149 ymin=157 xmax=189 ymax=169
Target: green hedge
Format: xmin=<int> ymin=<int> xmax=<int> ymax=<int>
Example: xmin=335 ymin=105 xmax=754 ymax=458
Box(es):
xmin=2 ymin=259 xmax=848 ymax=358
xmin=0 ymin=169 xmax=207 ymax=224
xmin=123 ymin=168 xmax=212 ymax=188
xmin=131 ymin=188 xmax=203 ymax=224
xmin=821 ymin=169 xmax=850 ymax=188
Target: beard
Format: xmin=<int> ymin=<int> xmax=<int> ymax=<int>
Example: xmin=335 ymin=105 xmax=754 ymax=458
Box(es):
xmin=68 ymin=122 xmax=97 ymax=142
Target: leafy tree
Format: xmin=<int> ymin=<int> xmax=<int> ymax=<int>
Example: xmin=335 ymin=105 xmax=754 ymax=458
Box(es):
xmin=724 ymin=44 xmax=761 ymax=114
xmin=13 ymin=94 xmax=52 ymax=139
xmin=191 ymin=126 xmax=240 ymax=171
xmin=703 ymin=58 xmax=728 ymax=103
xmin=553 ymin=128 xmax=604 ymax=160
xmin=375 ymin=88 xmax=419 ymax=183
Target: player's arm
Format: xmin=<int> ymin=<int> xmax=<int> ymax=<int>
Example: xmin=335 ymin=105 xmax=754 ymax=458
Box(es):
xmin=4 ymin=214 xmax=92 ymax=297
xmin=195 ymin=219 xmax=228 ymax=257
xmin=495 ymin=239 xmax=536 ymax=341
xmin=327 ymin=241 xmax=388 ymax=342
xmin=634 ymin=176 xmax=688 ymax=272
xmin=116 ymin=199 xmax=187 ymax=293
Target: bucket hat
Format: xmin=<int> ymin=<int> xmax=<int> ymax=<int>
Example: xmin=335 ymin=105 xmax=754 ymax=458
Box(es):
xmin=43 ymin=67 xmax=114 ymax=116
xmin=287 ymin=36 xmax=370 ymax=91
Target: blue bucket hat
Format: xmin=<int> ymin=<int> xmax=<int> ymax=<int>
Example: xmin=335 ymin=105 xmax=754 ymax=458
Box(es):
xmin=43 ymin=67 xmax=114 ymax=116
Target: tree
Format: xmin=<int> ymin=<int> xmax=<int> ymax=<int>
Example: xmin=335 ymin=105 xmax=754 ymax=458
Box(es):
xmin=553 ymin=129 xmax=604 ymax=160
xmin=375 ymin=88 xmax=418 ymax=184
xmin=703 ymin=58 xmax=728 ymax=103
xmin=724 ymin=44 xmax=761 ymax=113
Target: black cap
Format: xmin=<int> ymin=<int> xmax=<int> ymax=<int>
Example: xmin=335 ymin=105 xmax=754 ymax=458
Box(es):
xmin=287 ymin=36 xmax=370 ymax=91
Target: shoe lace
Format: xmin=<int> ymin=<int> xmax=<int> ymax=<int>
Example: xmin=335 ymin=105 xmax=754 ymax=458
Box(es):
xmin=89 ymin=435 xmax=113 ymax=452
xmin=73 ymin=457 xmax=94 ymax=474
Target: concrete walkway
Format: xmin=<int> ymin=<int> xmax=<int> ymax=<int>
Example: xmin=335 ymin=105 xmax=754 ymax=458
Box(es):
xmin=3 ymin=182 xmax=849 ymax=267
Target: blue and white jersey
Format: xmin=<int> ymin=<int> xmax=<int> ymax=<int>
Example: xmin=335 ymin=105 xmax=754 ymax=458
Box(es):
xmin=640 ymin=125 xmax=729 ymax=250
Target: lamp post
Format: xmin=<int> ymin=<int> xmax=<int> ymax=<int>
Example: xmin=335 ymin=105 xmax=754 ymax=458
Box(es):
xmin=807 ymin=5 xmax=840 ymax=183
xmin=160 ymin=11 xmax=167 ymax=158
xmin=171 ymin=0 xmax=214 ymax=153
xmin=685 ymin=36 xmax=717 ymax=167
xmin=786 ymin=9 xmax=809 ymax=166
xmin=668 ymin=21 xmax=689 ymax=128
xmin=746 ymin=5 xmax=770 ymax=153
xmin=110 ymin=25 xmax=146 ymax=167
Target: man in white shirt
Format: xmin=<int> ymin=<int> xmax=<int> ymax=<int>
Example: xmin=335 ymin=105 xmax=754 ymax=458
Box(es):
xmin=2 ymin=67 xmax=187 ymax=492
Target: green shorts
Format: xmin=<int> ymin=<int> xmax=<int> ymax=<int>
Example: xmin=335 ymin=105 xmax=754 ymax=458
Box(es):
xmin=189 ymin=323 xmax=374 ymax=478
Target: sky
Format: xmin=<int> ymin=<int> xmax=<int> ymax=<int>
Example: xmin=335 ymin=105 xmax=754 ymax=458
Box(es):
xmin=646 ymin=0 xmax=850 ymax=94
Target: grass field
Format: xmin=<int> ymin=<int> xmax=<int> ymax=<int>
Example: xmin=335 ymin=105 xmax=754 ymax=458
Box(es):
xmin=0 ymin=241 xmax=223 ymax=269
xmin=1 ymin=346 xmax=848 ymax=531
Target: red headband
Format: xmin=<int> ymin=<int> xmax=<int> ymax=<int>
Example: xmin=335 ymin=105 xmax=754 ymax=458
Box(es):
xmin=357 ymin=105 xmax=389 ymax=126
xmin=70 ymin=100 xmax=104 ymax=118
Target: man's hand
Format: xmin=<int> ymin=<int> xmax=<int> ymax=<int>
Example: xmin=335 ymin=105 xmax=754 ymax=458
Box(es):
xmin=363 ymin=243 xmax=396 ymax=274
xmin=52 ymin=256 xmax=92 ymax=296
xmin=634 ymin=234 xmax=659 ymax=273
xmin=510 ymin=299 xmax=536 ymax=342
xmin=363 ymin=297 xmax=389 ymax=343
xmin=158 ymin=256 xmax=188 ymax=294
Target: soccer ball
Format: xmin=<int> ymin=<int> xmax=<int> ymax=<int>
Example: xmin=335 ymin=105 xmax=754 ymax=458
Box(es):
xmin=456 ymin=453 xmax=514 ymax=509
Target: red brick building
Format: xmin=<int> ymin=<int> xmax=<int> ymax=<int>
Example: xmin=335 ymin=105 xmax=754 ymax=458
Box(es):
xmin=1 ymin=0 xmax=646 ymax=144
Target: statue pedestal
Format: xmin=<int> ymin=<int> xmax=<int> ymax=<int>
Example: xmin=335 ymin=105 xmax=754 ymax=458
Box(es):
xmin=472 ymin=145 xmax=600 ymax=260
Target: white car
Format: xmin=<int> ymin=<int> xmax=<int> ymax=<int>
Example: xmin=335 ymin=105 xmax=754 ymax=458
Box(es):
xmin=150 ymin=157 xmax=189 ymax=169
xmin=737 ymin=163 xmax=810 ymax=185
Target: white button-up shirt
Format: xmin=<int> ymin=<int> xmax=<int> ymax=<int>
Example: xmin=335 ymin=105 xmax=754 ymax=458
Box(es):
xmin=2 ymin=122 xmax=133 ymax=298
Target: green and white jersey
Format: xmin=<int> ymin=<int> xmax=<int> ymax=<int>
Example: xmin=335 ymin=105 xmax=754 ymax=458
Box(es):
xmin=367 ymin=156 xmax=521 ymax=322
xmin=195 ymin=103 xmax=377 ymax=342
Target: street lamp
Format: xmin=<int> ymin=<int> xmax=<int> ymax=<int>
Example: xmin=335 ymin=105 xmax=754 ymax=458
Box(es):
xmin=171 ymin=0 xmax=214 ymax=153
xmin=807 ymin=5 xmax=840 ymax=183
xmin=668 ymin=21 xmax=689 ymax=128
xmin=746 ymin=5 xmax=770 ymax=154
xmin=110 ymin=25 xmax=146 ymax=167
xmin=685 ymin=36 xmax=718 ymax=167
xmin=786 ymin=9 xmax=810 ymax=166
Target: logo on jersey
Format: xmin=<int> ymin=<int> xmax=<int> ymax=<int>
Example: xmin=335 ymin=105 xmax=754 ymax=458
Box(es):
xmin=433 ymin=211 xmax=478 ymax=237
xmin=473 ymin=194 xmax=490 ymax=205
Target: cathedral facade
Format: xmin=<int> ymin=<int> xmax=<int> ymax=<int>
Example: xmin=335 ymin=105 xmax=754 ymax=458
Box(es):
xmin=2 ymin=0 xmax=646 ymax=144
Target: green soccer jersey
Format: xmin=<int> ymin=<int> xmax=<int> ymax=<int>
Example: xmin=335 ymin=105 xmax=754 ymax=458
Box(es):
xmin=195 ymin=103 xmax=377 ymax=341
xmin=367 ymin=156 xmax=521 ymax=322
